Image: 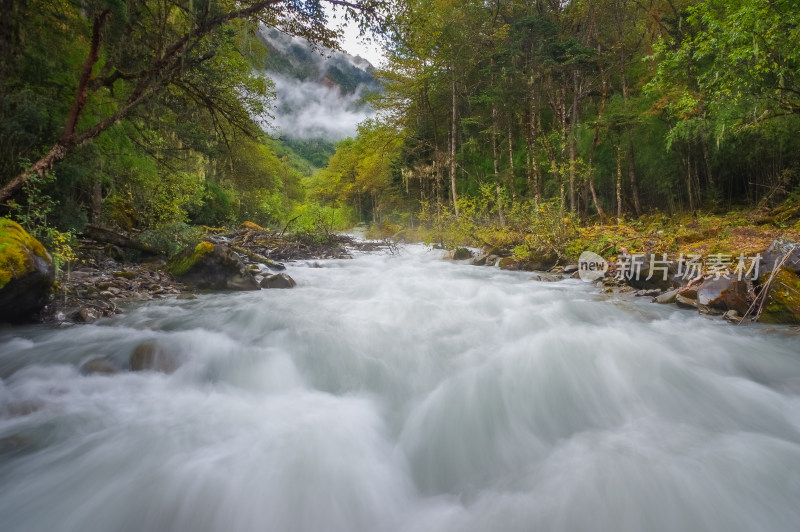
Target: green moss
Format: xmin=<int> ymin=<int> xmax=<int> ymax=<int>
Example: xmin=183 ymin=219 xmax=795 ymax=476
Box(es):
xmin=0 ymin=218 xmax=51 ymax=290
xmin=240 ymin=221 xmax=266 ymax=232
xmin=758 ymin=268 xmax=800 ymax=325
xmin=167 ymin=241 xmax=215 ymax=276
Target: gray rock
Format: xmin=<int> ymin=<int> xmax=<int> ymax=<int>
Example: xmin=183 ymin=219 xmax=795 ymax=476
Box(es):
xmin=76 ymin=307 xmax=102 ymax=324
xmin=472 ymin=254 xmax=488 ymax=266
xmin=260 ymin=273 xmax=296 ymax=289
xmin=635 ymin=289 xmax=662 ymax=297
xmin=563 ymin=264 xmax=580 ymax=274
xmin=530 ymin=272 xmax=562 ymax=282
xmin=676 ymin=294 xmax=698 ymax=309
xmin=759 ymin=238 xmax=800 ymax=276
xmin=654 ymin=289 xmax=680 ymax=304
xmin=723 ymin=310 xmax=742 ymax=323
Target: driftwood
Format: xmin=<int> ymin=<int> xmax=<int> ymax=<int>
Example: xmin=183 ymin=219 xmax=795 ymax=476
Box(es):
xmin=83 ymin=224 xmax=157 ymax=254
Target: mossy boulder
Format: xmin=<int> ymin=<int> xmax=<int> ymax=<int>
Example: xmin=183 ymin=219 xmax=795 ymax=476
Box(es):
xmin=0 ymin=219 xmax=55 ymax=322
xmin=757 ymin=268 xmax=800 ymax=325
xmin=167 ymin=241 xmax=258 ymax=291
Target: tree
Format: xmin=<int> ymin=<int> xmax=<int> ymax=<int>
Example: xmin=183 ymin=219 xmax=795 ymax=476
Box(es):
xmin=0 ymin=0 xmax=389 ymax=203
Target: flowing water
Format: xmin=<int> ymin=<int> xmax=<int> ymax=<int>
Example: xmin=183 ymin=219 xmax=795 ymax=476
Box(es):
xmin=1 ymin=244 xmax=800 ymax=532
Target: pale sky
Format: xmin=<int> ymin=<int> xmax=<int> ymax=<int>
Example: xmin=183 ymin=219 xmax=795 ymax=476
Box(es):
xmin=326 ymin=7 xmax=386 ymax=67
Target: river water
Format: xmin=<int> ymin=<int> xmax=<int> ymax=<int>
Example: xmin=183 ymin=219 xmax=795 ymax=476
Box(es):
xmin=1 ymin=244 xmax=799 ymax=532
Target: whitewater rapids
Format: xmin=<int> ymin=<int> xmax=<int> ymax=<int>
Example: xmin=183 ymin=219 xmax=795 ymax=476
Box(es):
xmin=1 ymin=244 xmax=799 ymax=532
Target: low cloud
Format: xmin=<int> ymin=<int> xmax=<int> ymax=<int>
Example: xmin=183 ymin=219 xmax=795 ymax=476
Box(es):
xmin=264 ymin=74 xmax=375 ymax=141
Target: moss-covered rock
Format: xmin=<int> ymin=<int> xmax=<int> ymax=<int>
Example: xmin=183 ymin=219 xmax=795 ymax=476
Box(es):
xmin=757 ymin=268 xmax=800 ymax=325
xmin=0 ymin=218 xmax=55 ymax=322
xmin=167 ymin=241 xmax=258 ymax=291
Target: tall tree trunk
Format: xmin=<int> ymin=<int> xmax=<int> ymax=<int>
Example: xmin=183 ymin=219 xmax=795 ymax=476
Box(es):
xmin=450 ymin=77 xmax=459 ymax=217
xmin=507 ymin=121 xmax=516 ymax=199
xmin=569 ymin=68 xmax=580 ymax=214
xmin=527 ymin=80 xmax=543 ymax=206
xmin=627 ymin=140 xmax=641 ymax=216
xmin=702 ymin=139 xmax=714 ymax=188
xmin=588 ymin=76 xmax=607 ymax=221
xmin=492 ymin=103 xmax=505 ymax=226
xmin=616 ymin=142 xmax=623 ymax=223
xmin=686 ymin=154 xmax=695 ymax=211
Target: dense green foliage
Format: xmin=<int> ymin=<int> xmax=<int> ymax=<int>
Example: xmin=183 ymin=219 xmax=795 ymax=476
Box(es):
xmin=0 ymin=0 xmax=386 ymax=253
xmin=312 ymin=0 xmax=800 ymax=241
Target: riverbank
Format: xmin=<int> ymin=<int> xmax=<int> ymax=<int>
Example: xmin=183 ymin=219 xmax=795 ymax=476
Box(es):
xmin=33 ymin=224 xmax=395 ymax=326
xmin=401 ymin=210 xmax=800 ymax=326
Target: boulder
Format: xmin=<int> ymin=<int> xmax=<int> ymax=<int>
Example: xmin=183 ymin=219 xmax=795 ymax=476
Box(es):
xmin=472 ymin=254 xmax=488 ymax=266
xmin=530 ymin=272 xmax=562 ymax=282
xmin=452 ymin=247 xmax=473 ymax=260
xmin=675 ymin=287 xmax=699 ymax=309
xmin=167 ymin=241 xmax=258 ymax=291
xmin=696 ymin=277 xmax=751 ymax=316
xmin=75 ymin=306 xmax=102 ymax=324
xmin=723 ymin=310 xmax=741 ymax=323
xmin=498 ymin=257 xmax=519 ymax=271
xmin=675 ymin=293 xmax=698 ymax=309
xmin=759 ymin=238 xmax=800 ymax=276
xmin=260 ymin=273 xmax=296 ymax=289
xmin=129 ymin=342 xmax=178 ymax=373
xmin=654 ymin=289 xmax=680 ymax=304
xmin=635 ymin=289 xmax=662 ymax=297
xmin=563 ymin=264 xmax=580 ymax=274
xmin=757 ymin=268 xmax=800 ymax=325
xmin=523 ymin=252 xmax=559 ymax=272
xmin=0 ymin=219 xmax=55 ymax=322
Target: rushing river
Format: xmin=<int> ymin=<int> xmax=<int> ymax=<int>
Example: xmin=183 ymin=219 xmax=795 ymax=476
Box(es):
xmin=1 ymin=244 xmax=799 ymax=532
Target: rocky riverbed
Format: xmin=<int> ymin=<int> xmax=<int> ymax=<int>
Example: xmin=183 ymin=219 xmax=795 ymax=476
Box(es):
xmin=6 ymin=223 xmax=396 ymax=326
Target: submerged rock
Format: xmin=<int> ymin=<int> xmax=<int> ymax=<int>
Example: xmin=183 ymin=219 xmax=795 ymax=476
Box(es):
xmin=260 ymin=273 xmax=296 ymax=289
xmin=80 ymin=357 xmax=120 ymax=375
xmin=129 ymin=342 xmax=178 ymax=373
xmin=168 ymin=241 xmax=258 ymax=291
xmin=530 ymin=272 xmax=562 ymax=282
xmin=0 ymin=219 xmax=55 ymax=322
